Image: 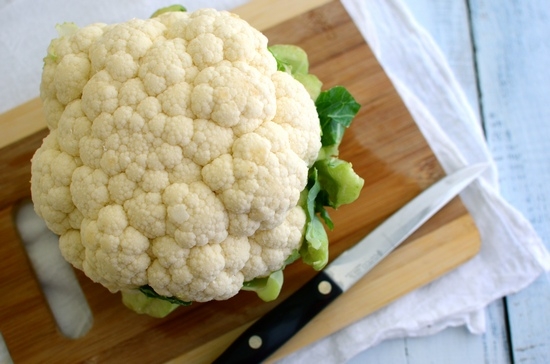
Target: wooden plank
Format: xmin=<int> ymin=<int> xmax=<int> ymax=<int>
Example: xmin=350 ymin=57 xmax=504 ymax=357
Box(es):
xmin=0 ymin=98 xmax=45 ymax=150
xmin=232 ymin=0 xmax=332 ymax=31
xmin=354 ymin=324 xmax=500 ymax=364
xmin=469 ymin=0 xmax=550 ymax=362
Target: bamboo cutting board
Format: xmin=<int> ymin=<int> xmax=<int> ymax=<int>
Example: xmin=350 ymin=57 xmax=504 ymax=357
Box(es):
xmin=0 ymin=1 xmax=481 ymax=363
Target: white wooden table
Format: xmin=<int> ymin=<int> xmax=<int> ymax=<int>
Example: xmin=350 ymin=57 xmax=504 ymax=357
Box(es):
xmin=350 ymin=1 xmax=550 ymax=362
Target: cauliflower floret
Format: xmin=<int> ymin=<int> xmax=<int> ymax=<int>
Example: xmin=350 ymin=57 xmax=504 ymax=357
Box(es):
xmin=31 ymin=8 xmax=321 ymax=303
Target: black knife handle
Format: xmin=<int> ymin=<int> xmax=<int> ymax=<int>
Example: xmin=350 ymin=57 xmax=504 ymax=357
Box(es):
xmin=212 ymin=271 xmax=343 ymax=364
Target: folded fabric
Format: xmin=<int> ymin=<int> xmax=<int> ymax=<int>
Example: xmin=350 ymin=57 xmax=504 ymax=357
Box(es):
xmin=278 ymin=0 xmax=550 ymax=362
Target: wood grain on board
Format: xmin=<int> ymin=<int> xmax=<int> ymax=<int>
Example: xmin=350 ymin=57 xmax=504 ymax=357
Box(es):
xmin=0 ymin=1 xmax=481 ymax=363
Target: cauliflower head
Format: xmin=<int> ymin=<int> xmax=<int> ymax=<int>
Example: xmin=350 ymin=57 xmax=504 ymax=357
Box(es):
xmin=31 ymin=8 xmax=322 ymax=303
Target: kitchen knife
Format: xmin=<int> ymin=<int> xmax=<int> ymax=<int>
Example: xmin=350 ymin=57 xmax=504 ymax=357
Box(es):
xmin=213 ymin=163 xmax=487 ymax=364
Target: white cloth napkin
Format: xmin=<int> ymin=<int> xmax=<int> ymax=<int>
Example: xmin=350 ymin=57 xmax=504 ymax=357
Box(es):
xmin=1 ymin=0 xmax=549 ymax=363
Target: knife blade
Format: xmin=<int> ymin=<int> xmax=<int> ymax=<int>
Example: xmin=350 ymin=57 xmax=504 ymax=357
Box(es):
xmin=213 ymin=163 xmax=487 ymax=364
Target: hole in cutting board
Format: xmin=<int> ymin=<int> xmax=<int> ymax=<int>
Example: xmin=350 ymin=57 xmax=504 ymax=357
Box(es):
xmin=0 ymin=333 xmax=14 ymax=364
xmin=14 ymin=200 xmax=93 ymax=339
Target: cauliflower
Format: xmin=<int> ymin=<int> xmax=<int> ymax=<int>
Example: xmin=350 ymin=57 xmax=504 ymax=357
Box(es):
xmin=31 ymin=5 xmax=363 ymax=317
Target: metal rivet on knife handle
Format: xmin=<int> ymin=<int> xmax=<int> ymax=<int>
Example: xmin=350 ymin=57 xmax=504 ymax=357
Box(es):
xmin=248 ymin=335 xmax=262 ymax=349
xmin=318 ymin=280 xmax=332 ymax=295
